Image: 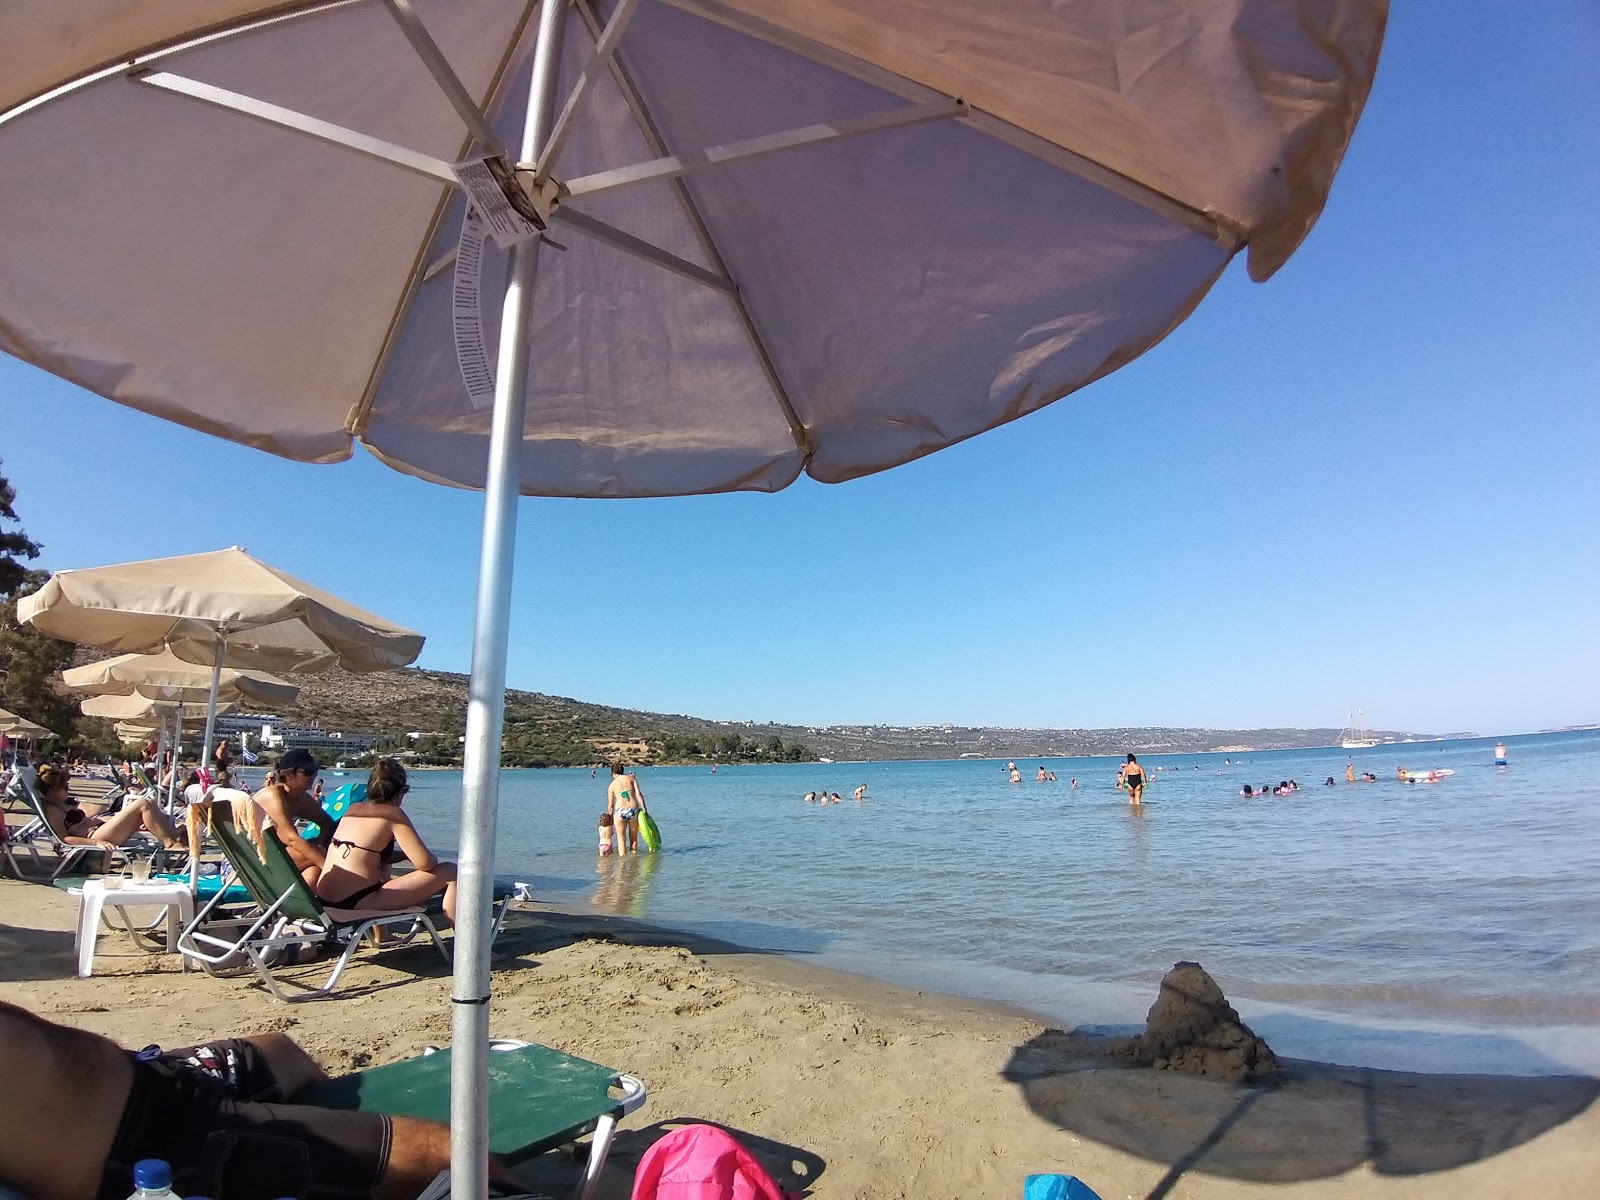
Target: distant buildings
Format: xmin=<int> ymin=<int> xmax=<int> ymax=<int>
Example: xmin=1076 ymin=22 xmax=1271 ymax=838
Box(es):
xmin=211 ymin=712 xmax=376 ymax=757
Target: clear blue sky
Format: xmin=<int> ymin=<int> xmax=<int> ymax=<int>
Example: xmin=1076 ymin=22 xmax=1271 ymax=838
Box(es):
xmin=2 ymin=4 xmax=1596 ymax=737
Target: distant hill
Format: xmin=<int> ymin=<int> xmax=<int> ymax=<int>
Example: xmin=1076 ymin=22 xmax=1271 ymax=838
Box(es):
xmin=253 ymin=665 xmax=1436 ymax=766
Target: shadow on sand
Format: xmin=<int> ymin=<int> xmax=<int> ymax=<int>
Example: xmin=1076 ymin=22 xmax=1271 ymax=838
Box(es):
xmin=491 ymin=903 xmax=831 ymax=961
xmin=1003 ymin=1027 xmax=1599 ymax=1194
xmin=0 ymin=921 xmax=77 ymax=982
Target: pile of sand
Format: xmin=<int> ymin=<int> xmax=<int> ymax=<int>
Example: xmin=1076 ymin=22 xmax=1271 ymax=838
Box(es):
xmin=1111 ymin=960 xmax=1278 ymax=1083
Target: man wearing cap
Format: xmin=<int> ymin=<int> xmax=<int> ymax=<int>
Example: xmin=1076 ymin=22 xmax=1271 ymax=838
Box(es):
xmin=253 ymin=748 xmax=336 ymax=887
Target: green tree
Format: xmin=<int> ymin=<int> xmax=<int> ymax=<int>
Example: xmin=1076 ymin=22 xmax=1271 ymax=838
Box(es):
xmin=0 ymin=466 xmax=42 ymax=598
xmin=0 ymin=465 xmax=76 ymax=740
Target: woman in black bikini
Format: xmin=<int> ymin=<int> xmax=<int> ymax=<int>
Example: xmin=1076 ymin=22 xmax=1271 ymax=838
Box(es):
xmin=35 ymin=763 xmax=184 ymax=850
xmin=314 ymin=759 xmax=457 ymax=920
xmin=1118 ymin=754 xmax=1147 ymax=805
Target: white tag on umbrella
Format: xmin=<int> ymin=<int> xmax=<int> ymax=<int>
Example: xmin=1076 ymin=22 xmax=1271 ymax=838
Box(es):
xmin=451 ymin=155 xmax=547 ymax=249
xmin=453 ymin=208 xmax=494 ymax=410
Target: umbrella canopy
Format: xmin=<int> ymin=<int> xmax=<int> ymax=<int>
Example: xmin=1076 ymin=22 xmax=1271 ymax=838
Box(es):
xmin=0 ymin=3 xmax=1386 ymax=1195
xmin=0 ymin=707 xmax=53 ymax=738
xmin=19 ymin=548 xmax=424 ymax=675
xmin=113 ymin=721 xmax=163 ymax=742
xmin=63 ymin=648 xmax=301 ymax=708
xmin=0 ymin=1 xmax=1384 ymax=494
xmin=80 ymin=694 xmax=238 ymax=723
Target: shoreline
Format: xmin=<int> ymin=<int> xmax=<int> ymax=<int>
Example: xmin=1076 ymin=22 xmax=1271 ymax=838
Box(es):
xmin=3 ymin=878 xmax=1597 ymax=1198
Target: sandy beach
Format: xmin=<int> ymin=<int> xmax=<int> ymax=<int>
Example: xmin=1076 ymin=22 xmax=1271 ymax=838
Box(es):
xmin=2 ymin=876 xmax=1596 ymax=1200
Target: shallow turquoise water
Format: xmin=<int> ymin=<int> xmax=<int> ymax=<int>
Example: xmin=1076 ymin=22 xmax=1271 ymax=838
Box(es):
xmin=391 ymin=730 xmax=1600 ymax=1074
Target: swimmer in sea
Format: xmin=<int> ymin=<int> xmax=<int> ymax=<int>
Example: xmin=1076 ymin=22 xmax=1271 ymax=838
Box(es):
xmin=1494 ymin=741 xmax=1508 ymax=766
xmin=1037 ymin=766 xmax=1048 ymax=782
xmin=1118 ymin=754 xmax=1147 ymax=805
xmin=1346 ymin=761 xmax=1356 ymax=784
xmin=853 ymin=784 xmax=866 ymax=801
xmin=606 ymin=762 xmax=648 ymax=854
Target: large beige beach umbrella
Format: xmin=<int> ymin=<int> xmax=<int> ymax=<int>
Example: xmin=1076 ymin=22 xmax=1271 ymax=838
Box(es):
xmin=0 ymin=2 xmax=1386 ymax=1190
xmin=20 ymin=547 xmax=422 ymax=769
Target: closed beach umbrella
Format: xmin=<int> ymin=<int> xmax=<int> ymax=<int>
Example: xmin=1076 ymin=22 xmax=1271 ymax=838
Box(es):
xmin=0 ymin=2 xmax=1386 ymax=1190
xmin=19 ymin=547 xmax=423 ymax=763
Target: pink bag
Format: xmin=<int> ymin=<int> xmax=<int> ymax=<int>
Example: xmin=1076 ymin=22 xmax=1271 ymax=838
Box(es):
xmin=630 ymin=1125 xmax=795 ymax=1200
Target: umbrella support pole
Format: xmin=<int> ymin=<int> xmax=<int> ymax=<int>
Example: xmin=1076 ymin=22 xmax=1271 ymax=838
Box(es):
xmin=200 ymin=636 xmax=225 ymax=782
xmin=450 ymin=2 xmax=569 ymax=1197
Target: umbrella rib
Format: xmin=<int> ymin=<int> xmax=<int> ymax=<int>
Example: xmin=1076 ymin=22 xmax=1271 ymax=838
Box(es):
xmin=556 ymin=98 xmax=966 ymax=201
xmin=549 ymin=207 xmax=736 ymax=294
xmin=533 ymin=0 xmax=645 ymax=179
xmin=0 ymin=0 xmax=363 ymax=128
xmin=379 ymin=0 xmax=508 ymax=158
xmin=572 ymin=0 xmax=813 ymax=462
xmin=348 ymin=0 xmax=543 ymax=442
xmin=659 ymin=0 xmax=1244 ymax=247
xmin=134 ymin=71 xmax=459 ymax=185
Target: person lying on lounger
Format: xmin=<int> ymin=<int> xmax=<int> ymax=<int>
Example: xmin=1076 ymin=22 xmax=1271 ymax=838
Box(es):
xmin=35 ymin=763 xmax=183 ymax=851
xmin=315 ymin=758 xmax=458 ymax=922
xmin=0 ymin=997 xmax=514 ymax=1200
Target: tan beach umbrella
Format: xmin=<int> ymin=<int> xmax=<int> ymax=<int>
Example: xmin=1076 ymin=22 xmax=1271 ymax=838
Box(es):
xmin=20 ymin=547 xmax=421 ymax=773
xmin=0 ymin=707 xmax=53 ymax=738
xmin=20 ymin=548 xmax=423 ymax=675
xmin=80 ymin=694 xmax=237 ymax=723
xmin=0 ymin=2 xmax=1386 ymax=1190
xmin=64 ymin=648 xmax=301 ymax=708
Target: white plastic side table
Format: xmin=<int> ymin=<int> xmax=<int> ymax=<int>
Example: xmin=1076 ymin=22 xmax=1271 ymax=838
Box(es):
xmin=73 ymin=879 xmax=194 ymax=978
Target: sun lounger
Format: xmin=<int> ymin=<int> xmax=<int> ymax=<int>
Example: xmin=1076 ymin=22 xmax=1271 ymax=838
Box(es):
xmin=1 ymin=766 xmax=120 ymax=881
xmin=300 ymin=1039 xmax=646 ymax=1200
xmin=177 ymin=803 xmax=450 ymax=1002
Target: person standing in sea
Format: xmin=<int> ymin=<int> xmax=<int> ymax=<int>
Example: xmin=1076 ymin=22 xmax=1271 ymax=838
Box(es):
xmin=607 ymin=762 xmax=648 ymax=854
xmin=1118 ymin=754 xmax=1147 ymax=805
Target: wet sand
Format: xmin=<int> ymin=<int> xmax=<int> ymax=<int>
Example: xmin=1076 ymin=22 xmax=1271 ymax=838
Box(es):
xmin=1 ymin=877 xmax=1596 ymax=1199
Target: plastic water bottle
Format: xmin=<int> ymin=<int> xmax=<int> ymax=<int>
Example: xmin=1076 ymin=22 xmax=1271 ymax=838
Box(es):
xmin=126 ymin=1160 xmax=176 ymax=1200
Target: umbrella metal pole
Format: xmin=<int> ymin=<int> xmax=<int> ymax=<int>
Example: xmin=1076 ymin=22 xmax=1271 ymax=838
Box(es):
xmin=167 ymin=710 xmax=182 ymax=813
xmin=450 ymin=1 xmax=568 ymax=1195
xmin=200 ymin=635 xmax=225 ymax=781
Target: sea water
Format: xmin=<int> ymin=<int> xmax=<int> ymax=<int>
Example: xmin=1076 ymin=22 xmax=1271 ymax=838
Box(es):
xmin=395 ymin=729 xmax=1600 ymax=1076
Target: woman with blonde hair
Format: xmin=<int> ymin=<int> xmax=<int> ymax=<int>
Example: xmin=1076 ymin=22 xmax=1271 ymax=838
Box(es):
xmin=314 ymin=759 xmax=457 ymax=920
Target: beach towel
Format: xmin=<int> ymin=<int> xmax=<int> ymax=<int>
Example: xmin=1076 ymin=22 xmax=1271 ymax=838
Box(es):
xmin=630 ymin=1125 xmax=792 ymax=1200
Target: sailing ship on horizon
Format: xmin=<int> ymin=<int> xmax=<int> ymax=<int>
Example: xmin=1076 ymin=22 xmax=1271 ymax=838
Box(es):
xmin=1341 ymin=707 xmax=1380 ymax=750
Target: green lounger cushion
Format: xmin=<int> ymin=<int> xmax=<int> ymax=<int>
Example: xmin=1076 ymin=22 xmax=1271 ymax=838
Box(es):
xmin=301 ymin=1043 xmax=627 ymax=1161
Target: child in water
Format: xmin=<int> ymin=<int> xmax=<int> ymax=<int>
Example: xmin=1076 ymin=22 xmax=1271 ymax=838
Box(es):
xmin=598 ymin=812 xmax=615 ymax=856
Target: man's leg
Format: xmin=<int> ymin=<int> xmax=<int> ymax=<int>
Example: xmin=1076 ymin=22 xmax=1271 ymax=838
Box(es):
xmin=240 ymin=1032 xmax=329 ymax=1100
xmin=0 ymin=1001 xmax=133 ymax=1200
xmin=376 ymin=1116 xmax=452 ymax=1200
xmin=379 ymin=1120 xmax=523 ymax=1200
